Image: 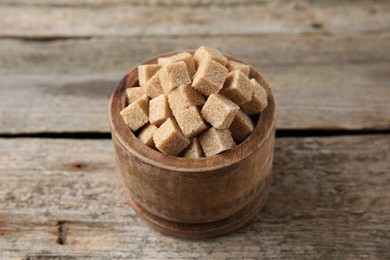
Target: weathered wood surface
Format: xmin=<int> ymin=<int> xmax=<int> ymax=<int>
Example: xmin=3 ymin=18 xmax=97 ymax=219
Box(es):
xmin=0 ymin=0 xmax=274 ymax=5
xmin=2 ymin=33 xmax=389 ymax=74
xmin=1 ymin=1 xmax=389 ymax=38
xmin=1 ymin=33 xmax=389 ymax=133
xmin=1 ymin=0 xmax=389 ymax=258
xmin=0 ymin=135 xmax=389 ymax=259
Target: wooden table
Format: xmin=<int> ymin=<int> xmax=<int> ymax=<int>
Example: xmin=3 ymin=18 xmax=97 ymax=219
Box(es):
xmin=1 ymin=0 xmax=389 ymax=259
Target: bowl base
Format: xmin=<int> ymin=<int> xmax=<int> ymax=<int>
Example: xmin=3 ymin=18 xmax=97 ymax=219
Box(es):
xmin=128 ymin=173 xmax=272 ymax=239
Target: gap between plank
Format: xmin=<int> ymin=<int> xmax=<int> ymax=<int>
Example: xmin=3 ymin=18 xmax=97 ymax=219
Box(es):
xmin=0 ymin=129 xmax=389 ymax=139
xmin=1 ymin=30 xmax=389 ymax=43
xmin=275 ymin=129 xmax=390 ymax=138
xmin=56 ymin=220 xmax=68 ymax=245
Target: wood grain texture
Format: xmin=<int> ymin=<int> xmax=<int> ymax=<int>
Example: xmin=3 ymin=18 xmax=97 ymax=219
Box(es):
xmin=0 ymin=0 xmax=270 ymax=6
xmin=1 ymin=1 xmax=389 ymax=38
xmin=2 ymin=0 xmax=386 ymax=6
xmin=1 ymin=65 xmax=388 ymax=133
xmin=2 ymin=33 xmax=389 ymax=75
xmin=0 ymin=135 xmax=389 ymax=258
xmin=1 ymin=33 xmax=389 ymax=133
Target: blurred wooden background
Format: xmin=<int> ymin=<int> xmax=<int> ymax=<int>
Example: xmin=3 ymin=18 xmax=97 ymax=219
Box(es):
xmin=0 ymin=0 xmax=389 ymax=259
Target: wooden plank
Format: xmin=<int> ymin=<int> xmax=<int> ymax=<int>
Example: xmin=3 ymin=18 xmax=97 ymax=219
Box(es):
xmin=0 ymin=0 xmax=268 ymax=6
xmin=1 ymin=33 xmax=389 ymax=75
xmin=0 ymin=1 xmax=389 ymax=37
xmin=1 ymin=64 xmax=389 ymax=133
xmin=0 ymin=135 xmax=389 ymax=259
xmin=2 ymin=0 xmax=387 ymax=6
xmin=0 ymin=33 xmax=389 ymax=133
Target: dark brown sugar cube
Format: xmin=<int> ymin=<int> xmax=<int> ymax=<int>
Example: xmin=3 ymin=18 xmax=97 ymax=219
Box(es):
xmin=158 ymin=52 xmax=196 ymax=77
xmin=193 ymin=46 xmax=228 ymax=67
xmin=120 ymin=95 xmax=149 ymax=132
xmin=220 ymin=70 xmax=253 ymax=105
xmin=149 ymin=94 xmax=172 ymax=127
xmin=138 ymin=64 xmax=162 ymax=87
xmin=138 ymin=124 xmax=158 ymax=148
xmin=181 ymin=137 xmax=204 ymax=158
xmin=167 ymin=85 xmax=205 ymax=116
xmin=241 ymin=78 xmax=268 ymax=115
xmin=226 ymin=60 xmax=250 ymax=77
xmin=199 ymin=127 xmax=235 ymax=157
xmin=126 ymin=86 xmax=147 ymax=104
xmin=153 ymin=118 xmax=190 ymax=156
xmin=201 ymin=93 xmax=239 ymax=129
xmin=159 ymin=61 xmax=191 ymax=94
xmin=229 ymin=110 xmax=255 ymax=142
xmin=191 ymin=59 xmax=228 ymax=96
xmin=175 ymin=106 xmax=208 ymax=138
xmin=144 ymin=72 xmax=164 ymax=98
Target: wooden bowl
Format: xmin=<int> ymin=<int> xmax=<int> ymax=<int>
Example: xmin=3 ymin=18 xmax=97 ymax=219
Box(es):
xmin=109 ymin=51 xmax=276 ymax=239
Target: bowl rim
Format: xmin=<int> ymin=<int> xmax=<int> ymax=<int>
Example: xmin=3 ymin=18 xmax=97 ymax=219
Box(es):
xmin=109 ymin=50 xmax=276 ymax=172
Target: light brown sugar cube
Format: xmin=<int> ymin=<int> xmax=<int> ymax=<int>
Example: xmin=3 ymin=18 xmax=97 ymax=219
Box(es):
xmin=167 ymin=85 xmax=205 ymax=115
xmin=153 ymin=118 xmax=190 ymax=156
xmin=241 ymin=79 xmax=268 ymax=115
xmin=144 ymin=72 xmax=164 ymax=98
xmin=201 ymin=94 xmax=239 ymax=129
xmin=175 ymin=106 xmax=208 ymax=138
xmin=220 ymin=70 xmax=253 ymax=105
xmin=138 ymin=64 xmax=162 ymax=87
xmin=138 ymin=124 xmax=158 ymax=148
xmin=226 ymin=61 xmax=250 ymax=77
xmin=229 ymin=110 xmax=255 ymax=142
xmin=149 ymin=94 xmax=172 ymax=127
xmin=120 ymin=95 xmax=149 ymax=132
xmin=158 ymin=52 xmax=196 ymax=77
xmin=180 ymin=137 xmax=204 ymax=158
xmin=159 ymin=61 xmax=191 ymax=94
xmin=199 ymin=128 xmax=235 ymax=157
xmin=126 ymin=86 xmax=146 ymax=104
xmin=191 ymin=59 xmax=228 ymax=96
xmin=193 ymin=46 xmax=228 ymax=67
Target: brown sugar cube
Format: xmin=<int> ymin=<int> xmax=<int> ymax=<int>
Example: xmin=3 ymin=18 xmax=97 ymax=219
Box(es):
xmin=167 ymin=85 xmax=205 ymax=116
xmin=138 ymin=124 xmax=158 ymax=148
xmin=180 ymin=137 xmax=204 ymax=158
xmin=175 ymin=106 xmax=208 ymax=138
xmin=199 ymin=128 xmax=235 ymax=157
xmin=149 ymin=94 xmax=172 ymax=127
xmin=229 ymin=110 xmax=255 ymax=142
xmin=193 ymin=46 xmax=228 ymax=67
xmin=153 ymin=118 xmax=190 ymax=156
xmin=191 ymin=59 xmax=228 ymax=96
xmin=226 ymin=60 xmax=250 ymax=77
xmin=138 ymin=64 xmax=162 ymax=87
xmin=120 ymin=95 xmax=149 ymax=132
xmin=241 ymin=78 xmax=268 ymax=115
xmin=220 ymin=70 xmax=253 ymax=105
xmin=158 ymin=52 xmax=196 ymax=77
xmin=144 ymin=72 xmax=164 ymax=98
xmin=201 ymin=93 xmax=239 ymax=129
xmin=126 ymin=86 xmax=146 ymax=104
xmin=159 ymin=61 xmax=191 ymax=94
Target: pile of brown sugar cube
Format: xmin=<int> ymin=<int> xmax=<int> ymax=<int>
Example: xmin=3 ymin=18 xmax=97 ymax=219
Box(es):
xmin=120 ymin=46 xmax=268 ymax=158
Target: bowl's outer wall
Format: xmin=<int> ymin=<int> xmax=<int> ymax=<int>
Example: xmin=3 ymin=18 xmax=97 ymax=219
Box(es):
xmin=112 ymin=124 xmax=274 ymax=223
xmin=110 ymin=51 xmax=276 ymax=224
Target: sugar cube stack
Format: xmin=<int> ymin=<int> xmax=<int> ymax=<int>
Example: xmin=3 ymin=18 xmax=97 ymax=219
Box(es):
xmin=120 ymin=46 xmax=268 ymax=157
